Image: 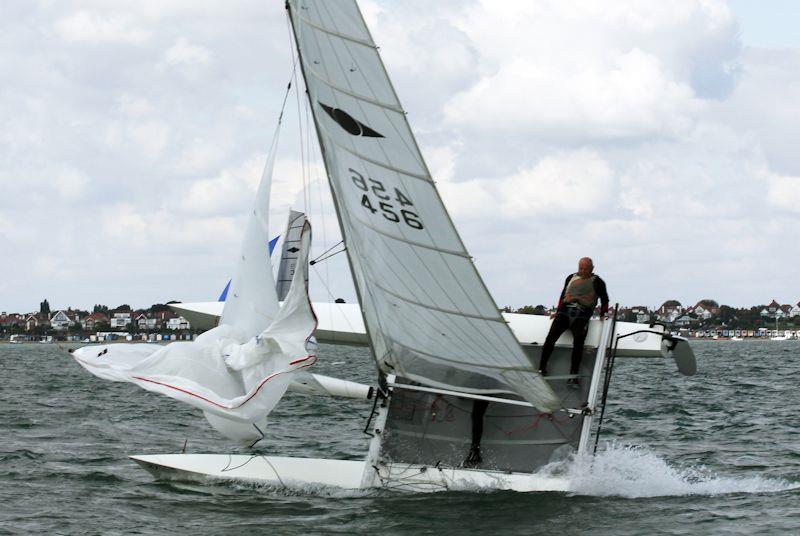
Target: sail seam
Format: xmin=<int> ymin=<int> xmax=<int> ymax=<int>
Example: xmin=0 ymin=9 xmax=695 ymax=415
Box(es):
xmin=299 ymin=57 xmax=404 ymax=113
xmin=317 ymin=124 xmax=431 ymax=181
xmin=316 ymin=1 xmax=426 ymax=170
xmin=359 ymin=266 xmax=500 ymax=357
xmin=348 ymin=214 xmax=470 ymax=258
xmin=342 ymin=1 xmax=534 ymax=360
xmin=344 ymin=192 xmax=515 ymax=354
xmin=294 ymin=1 xmax=548 ymax=384
xmin=393 ymin=341 xmax=531 ymax=372
xmin=346 ymin=207 xmax=515 ymax=352
xmin=306 ymin=13 xmax=427 ymax=177
xmin=295 ymin=11 xmax=376 ymax=49
xmin=309 ymin=19 xmax=518 ymax=343
xmin=373 ymin=283 xmax=505 ymax=323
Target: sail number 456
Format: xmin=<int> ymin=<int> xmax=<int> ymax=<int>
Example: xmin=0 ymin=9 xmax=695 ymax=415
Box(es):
xmin=349 ymin=168 xmax=424 ymax=230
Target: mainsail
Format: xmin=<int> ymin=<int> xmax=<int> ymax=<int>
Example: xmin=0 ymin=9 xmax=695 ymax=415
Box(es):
xmin=287 ymin=0 xmax=559 ymax=411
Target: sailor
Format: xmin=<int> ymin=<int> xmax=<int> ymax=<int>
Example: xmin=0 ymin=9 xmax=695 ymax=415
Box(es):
xmin=538 ymin=257 xmax=609 ymax=387
xmin=463 ymin=399 xmax=489 ymax=467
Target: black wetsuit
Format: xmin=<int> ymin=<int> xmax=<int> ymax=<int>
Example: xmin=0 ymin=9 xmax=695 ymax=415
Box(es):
xmin=539 ymin=273 xmax=609 ymax=376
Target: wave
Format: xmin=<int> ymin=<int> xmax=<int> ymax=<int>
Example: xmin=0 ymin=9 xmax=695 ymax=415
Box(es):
xmin=538 ymin=442 xmax=800 ymax=498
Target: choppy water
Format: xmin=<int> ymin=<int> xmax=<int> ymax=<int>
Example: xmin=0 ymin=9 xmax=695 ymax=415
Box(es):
xmin=2 ymin=340 xmax=799 ymax=535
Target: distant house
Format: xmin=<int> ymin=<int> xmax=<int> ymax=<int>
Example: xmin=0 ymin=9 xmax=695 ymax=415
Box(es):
xmin=135 ymin=312 xmax=159 ymax=331
xmin=790 ymin=302 xmax=800 ymax=318
xmin=109 ymin=307 xmax=133 ymax=329
xmin=673 ymin=311 xmax=698 ymax=327
xmin=760 ymin=300 xmax=781 ymax=318
xmin=149 ymin=310 xmax=176 ymax=329
xmin=166 ymin=316 xmax=190 ymax=330
xmin=656 ymin=300 xmax=683 ymax=323
xmin=25 ymin=313 xmax=49 ymax=331
xmin=50 ymin=310 xmax=74 ymax=331
xmin=693 ymin=300 xmax=719 ymax=320
xmin=0 ymin=313 xmax=25 ymax=329
xmin=81 ymin=312 xmax=109 ymax=330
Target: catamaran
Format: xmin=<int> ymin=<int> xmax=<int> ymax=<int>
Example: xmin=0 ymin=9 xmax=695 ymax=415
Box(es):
xmin=71 ymin=0 xmax=696 ymax=493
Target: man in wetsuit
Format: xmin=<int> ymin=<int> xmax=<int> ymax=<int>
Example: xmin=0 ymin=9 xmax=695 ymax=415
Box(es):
xmin=538 ymin=257 xmax=609 ymax=387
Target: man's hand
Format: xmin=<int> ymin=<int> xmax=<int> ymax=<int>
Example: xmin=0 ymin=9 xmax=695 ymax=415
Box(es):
xmin=549 ymin=313 xmax=557 ymax=319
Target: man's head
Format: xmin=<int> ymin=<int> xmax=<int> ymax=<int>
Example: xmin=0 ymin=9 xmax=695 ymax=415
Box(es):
xmin=577 ymin=257 xmax=594 ymax=277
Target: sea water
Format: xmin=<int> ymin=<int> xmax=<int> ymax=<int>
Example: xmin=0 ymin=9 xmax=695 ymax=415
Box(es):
xmin=1 ymin=340 xmax=799 ymax=534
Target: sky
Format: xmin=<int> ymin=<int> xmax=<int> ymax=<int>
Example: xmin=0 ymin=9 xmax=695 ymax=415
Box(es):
xmin=1 ymin=0 xmax=799 ymax=314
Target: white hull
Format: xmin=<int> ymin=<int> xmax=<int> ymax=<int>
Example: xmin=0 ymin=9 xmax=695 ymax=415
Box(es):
xmin=130 ymin=454 xmax=570 ymax=493
xmin=172 ymin=301 xmax=668 ymax=357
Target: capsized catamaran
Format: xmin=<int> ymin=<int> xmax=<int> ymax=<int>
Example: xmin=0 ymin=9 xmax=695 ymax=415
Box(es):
xmin=74 ymin=0 xmax=696 ymax=493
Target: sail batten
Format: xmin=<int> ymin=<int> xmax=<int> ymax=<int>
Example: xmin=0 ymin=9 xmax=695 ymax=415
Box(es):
xmin=306 ymin=71 xmax=403 ymax=112
xmin=296 ymin=13 xmax=376 ymax=48
xmin=313 ymin=124 xmax=429 ymax=180
xmin=288 ymin=0 xmax=560 ymax=411
xmin=347 ymin=215 xmax=469 ymax=257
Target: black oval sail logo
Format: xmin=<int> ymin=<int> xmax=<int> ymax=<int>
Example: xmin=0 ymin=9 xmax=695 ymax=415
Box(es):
xmin=319 ymin=102 xmax=384 ymax=138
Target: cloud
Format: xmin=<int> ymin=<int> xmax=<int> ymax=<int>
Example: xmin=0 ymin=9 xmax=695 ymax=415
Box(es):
xmin=118 ymin=94 xmax=154 ymax=116
xmin=164 ymin=38 xmax=212 ymax=66
xmin=176 ymin=156 xmax=264 ymax=217
xmin=498 ymin=151 xmax=614 ymax=215
xmin=127 ymin=120 xmax=171 ymax=159
xmin=54 ymin=11 xmax=151 ymax=45
xmin=766 ymin=172 xmax=800 ymax=213
xmin=3 ymin=0 xmax=800 ymax=313
xmin=445 ymin=49 xmax=702 ymax=142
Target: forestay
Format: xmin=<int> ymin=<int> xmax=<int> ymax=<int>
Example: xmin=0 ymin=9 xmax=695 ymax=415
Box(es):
xmin=287 ymin=0 xmax=559 ymax=411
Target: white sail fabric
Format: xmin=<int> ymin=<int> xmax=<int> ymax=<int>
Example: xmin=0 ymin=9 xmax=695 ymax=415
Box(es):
xmin=71 ymin=129 xmax=319 ymax=445
xmin=287 ymin=0 xmax=560 ymax=411
xmin=72 ymin=221 xmax=317 ymax=446
xmin=220 ymin=134 xmax=282 ymax=340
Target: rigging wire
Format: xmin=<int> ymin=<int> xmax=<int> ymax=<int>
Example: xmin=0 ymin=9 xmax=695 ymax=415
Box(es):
xmin=308 ymin=103 xmax=334 ymax=303
xmin=309 ymin=240 xmax=345 ymax=265
xmin=284 ymin=13 xmax=307 ymax=214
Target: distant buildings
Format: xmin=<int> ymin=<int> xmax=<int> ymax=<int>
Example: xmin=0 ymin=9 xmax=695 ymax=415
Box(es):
xmin=504 ymin=297 xmax=800 ymax=339
xmin=81 ymin=312 xmax=109 ymax=330
xmin=4 ymin=295 xmax=800 ymax=341
xmin=0 ymin=304 xmax=191 ymax=338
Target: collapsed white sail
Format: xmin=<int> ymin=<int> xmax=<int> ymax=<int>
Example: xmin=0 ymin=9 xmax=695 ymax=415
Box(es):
xmin=287 ymin=0 xmax=559 ymax=411
xmin=72 ymin=130 xmax=318 ymax=445
xmin=220 ymin=138 xmax=282 ymax=339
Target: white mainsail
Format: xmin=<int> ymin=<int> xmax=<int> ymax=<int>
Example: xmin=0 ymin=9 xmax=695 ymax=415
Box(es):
xmin=287 ymin=0 xmax=559 ymax=411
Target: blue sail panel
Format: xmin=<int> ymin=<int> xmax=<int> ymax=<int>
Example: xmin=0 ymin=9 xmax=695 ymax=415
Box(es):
xmin=218 ymin=236 xmax=280 ymax=302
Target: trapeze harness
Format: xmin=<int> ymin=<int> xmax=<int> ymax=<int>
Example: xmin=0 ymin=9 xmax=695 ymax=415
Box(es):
xmin=559 ymin=273 xmax=606 ymax=320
